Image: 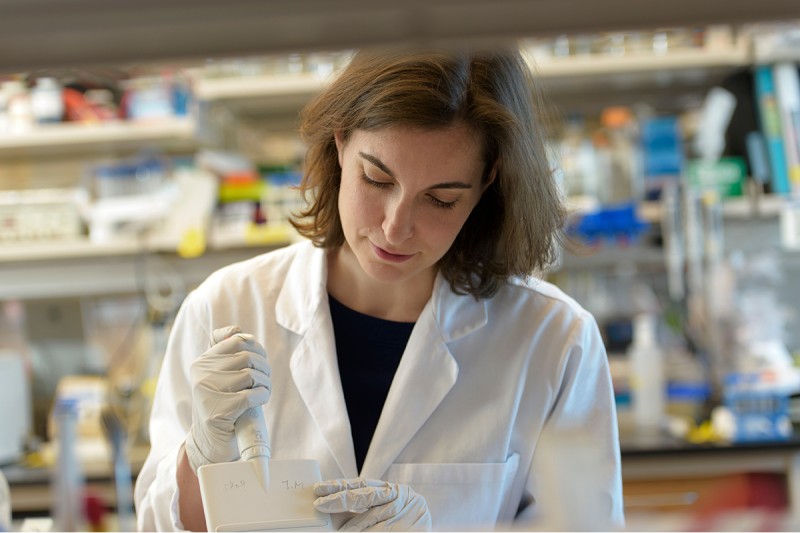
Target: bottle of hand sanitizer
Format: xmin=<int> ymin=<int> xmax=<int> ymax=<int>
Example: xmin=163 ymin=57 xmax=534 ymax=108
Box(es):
xmin=628 ymin=312 xmax=666 ymax=435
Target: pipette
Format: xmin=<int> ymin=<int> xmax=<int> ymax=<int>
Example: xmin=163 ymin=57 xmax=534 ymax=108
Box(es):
xmin=235 ymin=406 xmax=271 ymax=491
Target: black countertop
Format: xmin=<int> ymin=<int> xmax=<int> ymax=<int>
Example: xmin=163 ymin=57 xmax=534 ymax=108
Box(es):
xmin=620 ymin=432 xmax=800 ymax=457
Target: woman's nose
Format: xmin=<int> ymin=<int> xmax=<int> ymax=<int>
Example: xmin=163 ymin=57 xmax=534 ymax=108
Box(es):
xmin=382 ymin=197 xmax=414 ymax=244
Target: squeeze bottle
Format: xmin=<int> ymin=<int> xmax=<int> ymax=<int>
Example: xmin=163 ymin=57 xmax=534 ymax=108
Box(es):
xmin=628 ymin=313 xmax=666 ymax=435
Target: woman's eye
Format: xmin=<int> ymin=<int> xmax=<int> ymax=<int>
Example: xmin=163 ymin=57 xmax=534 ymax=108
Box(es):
xmin=429 ymin=196 xmax=458 ymax=209
xmin=361 ymin=174 xmax=391 ymax=189
xmin=361 ymin=173 xmax=457 ymax=209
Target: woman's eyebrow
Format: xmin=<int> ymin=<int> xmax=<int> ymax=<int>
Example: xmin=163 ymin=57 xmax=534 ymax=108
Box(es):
xmin=358 ymin=151 xmax=473 ymax=190
xmin=428 ymin=181 xmax=472 ymax=190
xmin=359 ymin=151 xmax=394 ymax=177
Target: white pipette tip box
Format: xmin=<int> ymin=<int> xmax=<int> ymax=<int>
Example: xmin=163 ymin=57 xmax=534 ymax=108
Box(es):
xmin=198 ymin=459 xmax=332 ymax=532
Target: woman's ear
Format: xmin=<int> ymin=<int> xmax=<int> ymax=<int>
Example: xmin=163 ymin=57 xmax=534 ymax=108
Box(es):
xmin=482 ymin=162 xmax=498 ymax=193
xmin=334 ymin=130 xmax=345 ymax=167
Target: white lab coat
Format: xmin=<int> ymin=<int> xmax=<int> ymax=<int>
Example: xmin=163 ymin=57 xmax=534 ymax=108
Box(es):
xmin=134 ymin=240 xmax=624 ymax=531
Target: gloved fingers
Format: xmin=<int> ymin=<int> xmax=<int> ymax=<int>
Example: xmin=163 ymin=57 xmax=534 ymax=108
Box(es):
xmin=215 ymin=386 xmax=271 ymax=414
xmin=185 ymin=423 xmax=239 ymax=472
xmin=196 ymin=349 xmax=271 ymax=377
xmin=345 ymin=487 xmax=432 ymax=532
xmin=188 ymin=326 xmax=272 ymax=470
xmin=195 ymin=367 xmax=272 ymax=395
xmin=339 ymin=501 xmax=397 ymax=531
xmin=313 ymin=478 xmax=387 ymax=496
xmin=240 ymin=383 xmax=271 ymax=408
xmin=385 ymin=488 xmax=432 ymax=532
xmin=339 ymin=499 xmax=413 ymax=532
xmin=314 ymin=485 xmax=397 ymax=514
xmin=211 ymin=325 xmax=242 ymax=345
xmin=232 ymin=351 xmax=271 ymax=377
xmin=206 ymin=335 xmax=268 ymax=360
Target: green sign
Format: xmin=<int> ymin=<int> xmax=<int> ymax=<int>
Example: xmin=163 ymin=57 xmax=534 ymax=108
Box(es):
xmin=686 ymin=157 xmax=746 ymax=197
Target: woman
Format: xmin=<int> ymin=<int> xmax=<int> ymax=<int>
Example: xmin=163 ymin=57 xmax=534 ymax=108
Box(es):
xmin=134 ymin=46 xmax=624 ymax=531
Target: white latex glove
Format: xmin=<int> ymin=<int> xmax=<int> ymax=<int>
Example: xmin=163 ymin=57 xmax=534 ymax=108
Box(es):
xmin=184 ymin=325 xmax=271 ymax=473
xmin=313 ymin=478 xmax=432 ymax=532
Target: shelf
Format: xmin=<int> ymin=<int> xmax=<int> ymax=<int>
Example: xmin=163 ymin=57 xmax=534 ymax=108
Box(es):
xmin=0 ymin=226 xmax=300 ymax=263
xmin=554 ymin=241 xmax=667 ymax=272
xmin=566 ymin=194 xmax=788 ymax=224
xmin=191 ymin=72 xmax=330 ymax=117
xmin=529 ymin=38 xmax=751 ymax=106
xmin=187 ymin=33 xmax=756 ymax=118
xmin=192 ymin=73 xmax=327 ymax=102
xmin=533 ymin=46 xmax=749 ymax=80
xmin=637 ymin=194 xmax=788 ymax=223
xmin=0 ymin=239 xmax=146 ymax=262
xmin=0 ymin=118 xmax=196 ymax=157
xmin=0 ymin=241 xmax=289 ymax=300
xmin=0 ymin=225 xmax=298 ymax=299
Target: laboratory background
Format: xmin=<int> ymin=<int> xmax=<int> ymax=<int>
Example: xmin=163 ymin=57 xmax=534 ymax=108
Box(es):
xmin=1 ymin=0 xmax=800 ymax=531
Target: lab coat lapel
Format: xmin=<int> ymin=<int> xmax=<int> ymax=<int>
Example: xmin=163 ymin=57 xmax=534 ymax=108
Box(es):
xmin=276 ymin=244 xmax=359 ymax=479
xmin=360 ymin=275 xmax=488 ymax=479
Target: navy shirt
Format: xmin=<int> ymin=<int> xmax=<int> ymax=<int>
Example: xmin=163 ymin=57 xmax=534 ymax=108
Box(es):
xmin=329 ymin=293 xmax=415 ymax=472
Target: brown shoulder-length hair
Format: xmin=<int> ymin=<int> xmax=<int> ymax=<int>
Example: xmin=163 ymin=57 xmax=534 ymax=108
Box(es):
xmin=292 ymin=45 xmax=566 ymax=299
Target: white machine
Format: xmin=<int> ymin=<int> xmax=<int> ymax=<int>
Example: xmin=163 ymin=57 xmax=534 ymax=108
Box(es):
xmin=0 ymin=352 xmax=30 ymax=465
xmin=198 ymin=407 xmax=331 ymax=532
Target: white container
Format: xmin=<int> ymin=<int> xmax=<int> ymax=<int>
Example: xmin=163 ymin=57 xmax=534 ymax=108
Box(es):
xmin=627 ymin=313 xmax=666 ymax=434
xmin=0 ymin=352 xmax=30 ymax=464
xmin=0 ymin=468 xmax=10 ymax=532
xmin=3 ymin=80 xmax=33 ymax=132
xmin=30 ymin=77 xmax=64 ymax=124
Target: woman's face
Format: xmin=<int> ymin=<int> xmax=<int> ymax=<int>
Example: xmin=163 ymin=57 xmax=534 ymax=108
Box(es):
xmin=334 ymin=123 xmax=490 ymax=287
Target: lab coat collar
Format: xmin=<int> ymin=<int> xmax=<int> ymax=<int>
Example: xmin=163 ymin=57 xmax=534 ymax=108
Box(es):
xmin=275 ymin=242 xmax=489 ymax=342
xmin=276 ymin=242 xmax=490 ymax=479
xmin=278 ymin=243 xmax=359 ymax=477
xmin=429 ymin=274 xmax=489 ymax=343
xmin=275 ymin=241 xmax=327 ymax=335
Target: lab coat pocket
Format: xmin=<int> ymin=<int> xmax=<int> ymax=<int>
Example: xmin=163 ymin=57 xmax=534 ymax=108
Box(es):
xmin=386 ymin=453 xmax=520 ymax=531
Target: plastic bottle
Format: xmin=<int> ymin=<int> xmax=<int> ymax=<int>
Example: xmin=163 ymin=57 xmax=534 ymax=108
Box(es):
xmin=2 ymin=80 xmax=33 ymax=133
xmin=52 ymin=399 xmax=87 ymax=532
xmin=693 ymin=86 xmax=736 ymax=162
xmin=558 ymin=114 xmax=598 ymax=199
xmin=595 ymin=106 xmax=643 ymax=204
xmin=30 ymin=77 xmax=64 ymax=124
xmin=628 ymin=312 xmax=666 ymax=435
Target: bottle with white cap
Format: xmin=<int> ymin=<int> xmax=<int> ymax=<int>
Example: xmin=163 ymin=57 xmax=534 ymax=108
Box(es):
xmin=628 ymin=312 xmax=666 ymax=435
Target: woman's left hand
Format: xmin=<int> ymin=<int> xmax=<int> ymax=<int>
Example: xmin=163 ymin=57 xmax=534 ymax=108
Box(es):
xmin=313 ymin=478 xmax=432 ymax=531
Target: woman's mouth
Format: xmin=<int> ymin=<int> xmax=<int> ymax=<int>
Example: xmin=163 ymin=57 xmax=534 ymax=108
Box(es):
xmin=371 ymin=243 xmax=414 ymax=263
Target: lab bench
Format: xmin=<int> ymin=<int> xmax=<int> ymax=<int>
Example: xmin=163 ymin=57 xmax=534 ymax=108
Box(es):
xmin=4 ymin=438 xmax=800 ymax=520
xmin=620 ymin=433 xmax=800 ymax=518
xmin=1 ymin=445 xmax=148 ymax=518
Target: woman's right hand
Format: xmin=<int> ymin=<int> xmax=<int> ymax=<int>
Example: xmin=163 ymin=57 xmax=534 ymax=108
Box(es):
xmin=184 ymin=326 xmax=271 ymax=474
